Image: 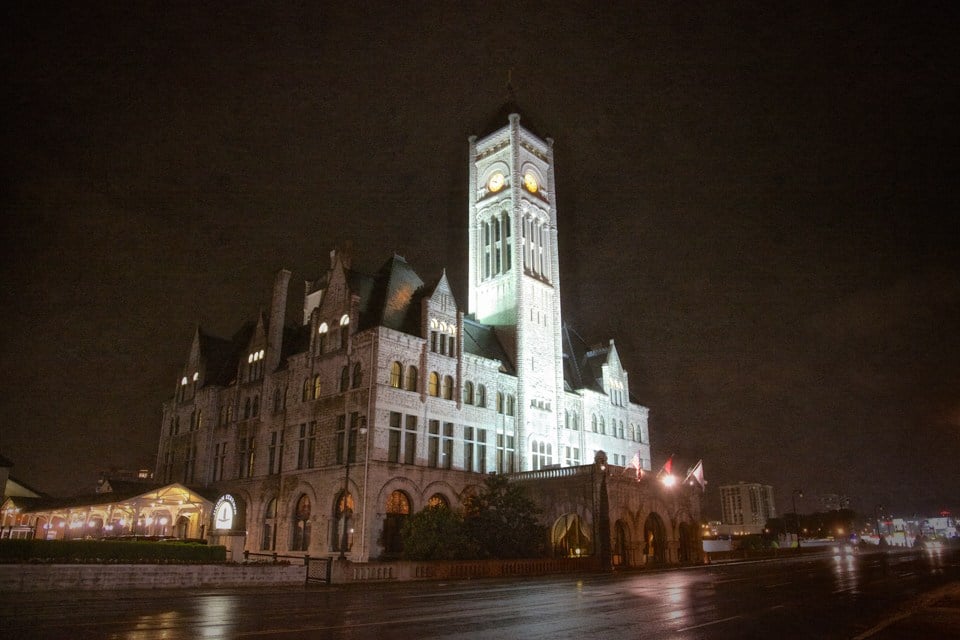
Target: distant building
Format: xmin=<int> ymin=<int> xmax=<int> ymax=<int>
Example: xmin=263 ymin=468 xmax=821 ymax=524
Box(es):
xmin=719 ymin=482 xmax=776 ymax=534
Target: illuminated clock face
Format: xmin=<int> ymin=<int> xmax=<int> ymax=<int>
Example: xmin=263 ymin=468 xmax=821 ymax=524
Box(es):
xmin=523 ymin=172 xmax=539 ymax=193
xmin=487 ymin=172 xmax=505 ymax=193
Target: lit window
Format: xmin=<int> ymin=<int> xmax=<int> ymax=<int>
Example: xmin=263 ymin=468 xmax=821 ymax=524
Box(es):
xmin=405 ymin=365 xmax=418 ymax=392
xmin=428 ymin=372 xmax=439 ymax=397
xmin=390 ymin=362 xmax=402 ymax=388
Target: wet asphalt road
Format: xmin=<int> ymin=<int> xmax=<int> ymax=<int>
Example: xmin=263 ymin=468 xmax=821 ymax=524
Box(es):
xmin=2 ymin=547 xmax=957 ymax=639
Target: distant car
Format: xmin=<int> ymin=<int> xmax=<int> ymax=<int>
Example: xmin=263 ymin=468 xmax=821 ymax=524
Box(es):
xmin=832 ymin=541 xmax=858 ymax=556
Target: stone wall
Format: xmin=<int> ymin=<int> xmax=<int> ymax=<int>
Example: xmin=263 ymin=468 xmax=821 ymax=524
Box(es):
xmin=0 ymin=563 xmax=306 ymax=592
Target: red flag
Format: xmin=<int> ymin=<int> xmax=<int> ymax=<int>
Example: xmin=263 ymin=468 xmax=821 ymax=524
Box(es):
xmin=662 ymin=455 xmax=673 ymax=475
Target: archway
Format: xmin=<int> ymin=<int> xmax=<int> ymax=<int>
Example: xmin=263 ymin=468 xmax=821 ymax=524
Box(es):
xmin=613 ymin=520 xmax=630 ymax=567
xmin=643 ymin=512 xmax=668 ymax=565
xmin=381 ymin=490 xmax=410 ymax=557
xmin=552 ymin=513 xmax=592 ymax=557
xmin=678 ymin=522 xmax=697 ymax=563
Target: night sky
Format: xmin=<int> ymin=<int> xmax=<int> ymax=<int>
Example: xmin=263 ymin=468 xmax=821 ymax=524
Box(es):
xmin=3 ymin=2 xmax=958 ymax=519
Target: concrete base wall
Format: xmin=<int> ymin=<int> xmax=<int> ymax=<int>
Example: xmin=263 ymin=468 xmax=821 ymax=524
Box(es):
xmin=0 ymin=563 xmax=306 ymax=592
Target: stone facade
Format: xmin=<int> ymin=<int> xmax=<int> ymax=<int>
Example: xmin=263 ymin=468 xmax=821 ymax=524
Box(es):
xmin=154 ymin=113 xmax=700 ymax=565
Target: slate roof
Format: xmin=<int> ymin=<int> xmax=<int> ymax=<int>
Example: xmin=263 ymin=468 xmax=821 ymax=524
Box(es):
xmin=358 ymin=254 xmax=425 ymax=334
xmin=462 ymin=317 xmax=514 ymax=374
xmin=562 ymin=324 xmax=608 ymax=394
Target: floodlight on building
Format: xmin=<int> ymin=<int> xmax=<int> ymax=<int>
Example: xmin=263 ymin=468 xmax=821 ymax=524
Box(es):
xmin=661 ymin=474 xmax=677 ymax=488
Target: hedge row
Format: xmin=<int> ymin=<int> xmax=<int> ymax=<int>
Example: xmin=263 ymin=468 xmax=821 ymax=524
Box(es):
xmin=0 ymin=539 xmax=226 ymax=563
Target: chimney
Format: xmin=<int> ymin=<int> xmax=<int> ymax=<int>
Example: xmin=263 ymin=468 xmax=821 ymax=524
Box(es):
xmin=267 ymin=269 xmax=291 ymax=373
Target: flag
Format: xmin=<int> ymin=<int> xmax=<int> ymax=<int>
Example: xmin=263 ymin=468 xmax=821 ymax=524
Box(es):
xmin=659 ymin=454 xmax=674 ymax=477
xmin=684 ymin=459 xmax=705 ymax=489
xmin=625 ymin=449 xmax=643 ymax=481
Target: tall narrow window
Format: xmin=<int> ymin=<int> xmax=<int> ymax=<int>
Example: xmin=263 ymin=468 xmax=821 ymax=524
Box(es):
xmin=291 ymin=494 xmax=311 ymax=552
xmin=428 ymin=372 xmax=439 ymax=397
xmin=503 ymin=213 xmax=512 ymax=272
xmin=390 ymin=361 xmax=402 ymax=388
xmin=405 ymin=365 xmax=418 ymax=392
xmin=463 ymin=381 xmax=474 ymax=405
xmin=404 ymin=415 xmax=417 ymax=465
xmin=332 ymin=492 xmax=354 ymax=552
xmin=388 ymin=412 xmax=402 ymax=463
xmin=476 ymin=385 xmax=486 ymax=408
xmin=261 ymin=498 xmax=277 ymax=551
xmin=313 ymin=374 xmax=322 ymax=399
xmin=340 ymin=366 xmax=350 ymax=392
xmin=441 ymin=375 xmax=453 ymax=400
xmin=339 ymin=314 xmax=350 ymax=350
xmin=317 ymin=322 xmax=328 ymax=354
xmin=352 ymin=362 xmax=362 ymax=388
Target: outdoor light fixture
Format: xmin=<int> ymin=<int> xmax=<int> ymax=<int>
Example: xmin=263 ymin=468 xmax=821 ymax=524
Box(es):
xmin=661 ymin=474 xmax=677 ymax=487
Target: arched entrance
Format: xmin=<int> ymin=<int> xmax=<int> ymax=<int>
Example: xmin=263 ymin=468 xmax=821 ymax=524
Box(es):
xmin=381 ymin=490 xmax=410 ymax=557
xmin=643 ymin=512 xmax=668 ymax=565
xmin=552 ymin=513 xmax=592 ymax=557
xmin=678 ymin=522 xmax=698 ymax=563
xmin=613 ymin=520 xmax=630 ymax=567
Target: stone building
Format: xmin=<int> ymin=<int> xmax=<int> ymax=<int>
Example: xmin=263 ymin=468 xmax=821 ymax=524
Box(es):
xmin=153 ymin=112 xmax=702 ymax=565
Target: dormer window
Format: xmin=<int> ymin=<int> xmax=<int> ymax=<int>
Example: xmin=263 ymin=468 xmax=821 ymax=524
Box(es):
xmin=318 ymin=322 xmax=329 ymax=354
xmin=339 ymin=314 xmax=350 ymax=350
xmin=247 ymin=349 xmax=265 ymax=382
xmin=429 ymin=318 xmax=457 ymax=356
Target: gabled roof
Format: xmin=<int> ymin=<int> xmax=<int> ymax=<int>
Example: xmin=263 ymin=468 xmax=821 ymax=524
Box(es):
xmin=198 ymin=328 xmax=241 ymax=387
xmin=562 ymin=324 xmax=607 ymax=394
xmin=359 ymin=254 xmax=426 ymax=334
xmin=463 ymin=317 xmax=514 ymax=374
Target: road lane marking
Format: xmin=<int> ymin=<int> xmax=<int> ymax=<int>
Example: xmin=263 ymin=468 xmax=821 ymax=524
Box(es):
xmin=677 ymin=615 xmax=742 ymax=632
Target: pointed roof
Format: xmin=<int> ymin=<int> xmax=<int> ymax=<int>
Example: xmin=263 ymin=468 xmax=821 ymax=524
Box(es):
xmin=463 ymin=316 xmax=514 ymax=374
xmin=359 ymin=254 xmax=426 ymax=333
xmin=562 ymin=324 xmax=609 ymax=394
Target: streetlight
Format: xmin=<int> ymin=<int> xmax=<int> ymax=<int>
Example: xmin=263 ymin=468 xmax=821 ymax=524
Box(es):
xmin=792 ymin=489 xmax=803 ymax=550
xmin=339 ymin=412 xmax=367 ymax=559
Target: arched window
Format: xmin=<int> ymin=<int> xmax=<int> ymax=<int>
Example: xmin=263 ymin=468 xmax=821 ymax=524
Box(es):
xmin=428 ymin=494 xmax=449 ymax=509
xmin=302 ymin=378 xmax=311 ymax=402
xmin=442 ymin=375 xmax=453 ymax=400
xmin=390 ymin=362 xmax=402 ymax=388
xmin=273 ymin=387 xmax=282 ymax=413
xmin=428 ymin=372 xmax=439 ymax=397
xmin=317 ymin=322 xmax=328 ymax=353
xmin=251 ymin=395 xmax=260 ymax=417
xmin=476 ymin=385 xmax=486 ymax=408
xmin=339 ymin=314 xmax=350 ymax=350
xmin=572 ymin=413 xmax=579 ymax=430
xmin=331 ymin=492 xmax=354 ymax=552
xmin=382 ymin=490 xmax=411 ymax=556
xmin=463 ymin=381 xmax=474 ymax=405
xmin=261 ymin=498 xmax=277 ymax=551
xmin=243 ymin=398 xmax=251 ymax=420
xmin=405 ymin=365 xmax=418 ymax=392
xmin=352 ymin=362 xmax=362 ymax=388
xmin=591 ymin=414 xmax=598 ymax=433
xmin=496 ymin=392 xmax=504 ymax=414
xmin=291 ymin=494 xmax=311 ymax=552
xmin=599 ymin=416 xmax=606 ymax=435
xmin=313 ymin=374 xmax=322 ymax=400
xmin=340 ymin=366 xmax=350 ymax=392
xmin=506 ymin=394 xmax=515 ymax=416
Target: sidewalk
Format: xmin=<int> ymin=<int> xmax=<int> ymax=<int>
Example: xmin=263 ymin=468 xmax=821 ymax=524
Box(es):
xmin=852 ymin=580 xmax=960 ymax=639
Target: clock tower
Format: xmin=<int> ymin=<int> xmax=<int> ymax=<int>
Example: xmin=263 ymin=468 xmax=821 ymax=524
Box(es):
xmin=468 ymin=113 xmax=564 ymax=471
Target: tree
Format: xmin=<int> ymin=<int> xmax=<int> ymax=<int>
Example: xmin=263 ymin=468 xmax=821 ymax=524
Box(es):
xmin=462 ymin=474 xmax=548 ymax=559
xmin=400 ymin=504 xmax=472 ymax=560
